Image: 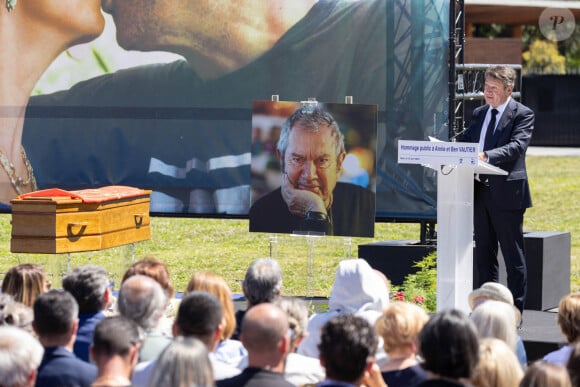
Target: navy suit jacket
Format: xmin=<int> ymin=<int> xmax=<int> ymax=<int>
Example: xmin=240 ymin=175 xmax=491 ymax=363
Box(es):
xmin=36 ymin=346 xmax=97 ymax=387
xmin=462 ymin=98 xmax=534 ymax=210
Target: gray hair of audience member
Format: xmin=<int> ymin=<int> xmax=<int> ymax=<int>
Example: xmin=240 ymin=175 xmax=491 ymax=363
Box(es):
xmin=91 ymin=316 xmax=142 ymax=359
xmin=117 ymin=275 xmax=167 ymax=330
xmin=33 ymin=290 xmax=78 ymax=338
xmin=147 ymin=336 xmax=214 ymax=387
xmin=470 ymin=300 xmax=518 ymax=351
xmin=0 ymin=301 xmax=34 ymax=335
xmin=277 ymin=105 xmax=345 ymax=163
xmin=275 ymin=297 xmax=309 ymax=348
xmin=241 ymin=303 xmax=289 ymax=355
xmin=175 ymin=291 xmax=223 ymax=348
xmin=0 ymin=326 xmax=44 ymax=387
xmin=242 ymin=258 xmax=282 ymax=306
xmin=318 ymin=314 xmax=378 ymax=384
xmin=62 ymin=265 xmax=110 ymax=314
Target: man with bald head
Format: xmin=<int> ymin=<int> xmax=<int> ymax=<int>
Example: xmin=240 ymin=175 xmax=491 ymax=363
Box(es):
xmin=217 ymin=303 xmax=294 ymax=387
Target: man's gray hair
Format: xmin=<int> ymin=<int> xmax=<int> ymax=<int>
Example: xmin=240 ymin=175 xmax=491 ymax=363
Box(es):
xmin=0 ymin=325 xmax=44 ymax=387
xmin=242 ymin=258 xmax=283 ymax=306
xmin=485 ymin=65 xmax=517 ymax=90
xmin=62 ymin=264 xmax=109 ymax=313
xmin=277 ymin=105 xmax=345 ymax=162
xmin=118 ymin=275 xmax=167 ymax=329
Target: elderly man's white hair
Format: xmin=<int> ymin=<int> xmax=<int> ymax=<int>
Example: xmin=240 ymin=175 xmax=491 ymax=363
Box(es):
xmin=0 ymin=325 xmax=44 ymax=387
xmin=118 ymin=274 xmax=167 ymax=329
xmin=242 ymin=258 xmax=283 ymax=306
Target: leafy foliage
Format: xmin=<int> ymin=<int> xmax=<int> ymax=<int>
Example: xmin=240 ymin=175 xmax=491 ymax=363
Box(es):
xmin=522 ymin=40 xmax=566 ymax=74
xmin=392 ymin=252 xmax=437 ymax=312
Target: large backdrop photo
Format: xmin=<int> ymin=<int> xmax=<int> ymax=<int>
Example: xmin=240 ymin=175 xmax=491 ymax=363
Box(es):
xmin=8 ymin=0 xmax=450 ymax=221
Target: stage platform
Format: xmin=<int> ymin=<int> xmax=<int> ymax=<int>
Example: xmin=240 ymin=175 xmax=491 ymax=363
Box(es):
xmin=520 ymin=309 xmax=566 ymax=362
xmin=233 ymin=297 xmax=566 ymax=364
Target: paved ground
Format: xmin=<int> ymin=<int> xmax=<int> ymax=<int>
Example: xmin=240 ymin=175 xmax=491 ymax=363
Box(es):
xmin=527 ymin=146 xmax=580 ymax=156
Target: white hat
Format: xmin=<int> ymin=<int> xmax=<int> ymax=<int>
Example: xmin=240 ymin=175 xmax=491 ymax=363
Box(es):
xmin=468 ymin=282 xmax=521 ymax=324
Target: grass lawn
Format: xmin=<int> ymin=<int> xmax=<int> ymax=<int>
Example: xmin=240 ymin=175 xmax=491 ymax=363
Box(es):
xmin=0 ymin=156 xmax=578 ymax=298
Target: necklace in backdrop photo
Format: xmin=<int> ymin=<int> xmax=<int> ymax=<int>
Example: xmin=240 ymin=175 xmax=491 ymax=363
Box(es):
xmin=0 ymin=146 xmax=38 ymax=196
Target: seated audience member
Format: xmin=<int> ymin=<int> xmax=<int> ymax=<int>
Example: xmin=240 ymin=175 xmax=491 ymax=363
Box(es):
xmin=544 ymin=293 xmax=580 ymax=366
xmin=0 ymin=300 xmax=34 ymax=336
xmin=417 ymin=309 xmax=480 ymax=387
xmin=470 ymin=300 xmax=518 ymax=353
xmin=276 ymin=297 xmax=326 ymax=385
xmin=1 ymin=264 xmax=50 ymax=307
xmin=33 ymin=291 xmax=97 ymax=387
xmin=122 ymin=256 xmax=175 ymax=300
xmin=90 ymin=316 xmax=142 ymax=387
xmin=238 ymin=297 xmax=327 ymax=385
xmin=217 ymin=303 xmax=294 ymax=387
xmin=318 ymin=314 xmax=386 ymax=387
xmin=297 ymin=259 xmax=389 ymax=360
xmin=132 ymin=291 xmax=240 ymax=387
xmin=471 ymin=338 xmax=523 ymax=387
xmin=519 ymin=361 xmax=571 ymax=387
xmin=469 ymin=282 xmax=527 ymax=365
xmin=233 ymin=258 xmax=283 ymax=340
xmin=62 ymin=264 xmax=112 ymax=362
xmin=0 ymin=325 xmax=44 ymax=387
xmin=147 ymin=336 xmax=214 ymax=387
xmin=375 ymin=301 xmax=429 ymax=387
xmin=566 ymin=342 xmax=580 ymax=387
xmin=185 ymin=271 xmax=247 ymax=364
xmin=121 ymin=255 xmax=177 ymax=330
xmin=118 ymin=274 xmax=171 ymax=362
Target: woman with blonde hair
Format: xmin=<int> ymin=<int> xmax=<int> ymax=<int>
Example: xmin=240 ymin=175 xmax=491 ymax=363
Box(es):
xmin=375 ymin=301 xmax=429 ymax=387
xmin=471 ymin=338 xmax=523 ymax=387
xmin=185 ymin=271 xmax=247 ymax=364
xmin=1 ymin=264 xmax=50 ymax=307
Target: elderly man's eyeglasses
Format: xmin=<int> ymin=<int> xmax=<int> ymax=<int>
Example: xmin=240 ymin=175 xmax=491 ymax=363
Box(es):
xmin=287 ymin=155 xmax=333 ymax=169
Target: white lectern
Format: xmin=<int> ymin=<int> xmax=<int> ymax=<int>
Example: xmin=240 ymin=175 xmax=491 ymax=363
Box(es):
xmin=398 ymin=140 xmax=507 ymax=312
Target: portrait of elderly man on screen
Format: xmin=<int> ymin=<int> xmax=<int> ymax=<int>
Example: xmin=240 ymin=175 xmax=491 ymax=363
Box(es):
xmin=249 ymin=103 xmax=376 ymax=238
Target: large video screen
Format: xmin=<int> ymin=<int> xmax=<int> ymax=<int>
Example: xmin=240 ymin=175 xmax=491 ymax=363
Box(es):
xmin=3 ymin=0 xmax=449 ymax=220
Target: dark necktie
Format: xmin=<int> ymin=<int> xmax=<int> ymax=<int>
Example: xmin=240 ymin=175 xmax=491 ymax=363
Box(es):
xmin=483 ymin=108 xmax=499 ymax=151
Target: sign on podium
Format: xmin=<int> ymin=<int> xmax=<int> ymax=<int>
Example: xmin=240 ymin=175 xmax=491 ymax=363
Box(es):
xmin=398 ymin=139 xmax=506 ymax=312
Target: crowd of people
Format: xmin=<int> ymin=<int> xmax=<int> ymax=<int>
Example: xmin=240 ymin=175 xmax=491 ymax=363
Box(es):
xmin=0 ymin=257 xmax=579 ymax=387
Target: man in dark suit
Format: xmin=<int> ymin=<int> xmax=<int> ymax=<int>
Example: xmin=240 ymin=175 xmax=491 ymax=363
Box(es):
xmin=462 ymin=65 xmax=534 ymax=314
xmin=33 ymin=291 xmax=97 ymax=387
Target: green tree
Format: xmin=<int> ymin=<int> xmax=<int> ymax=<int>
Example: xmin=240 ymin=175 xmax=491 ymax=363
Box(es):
xmin=522 ymin=40 xmax=566 ymax=74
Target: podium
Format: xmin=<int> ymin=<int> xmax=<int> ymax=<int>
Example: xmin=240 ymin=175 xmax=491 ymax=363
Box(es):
xmin=398 ymin=140 xmax=507 ymax=312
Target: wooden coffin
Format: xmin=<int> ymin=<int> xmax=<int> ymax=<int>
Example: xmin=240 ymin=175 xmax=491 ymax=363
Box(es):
xmin=10 ymin=186 xmax=151 ymax=254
